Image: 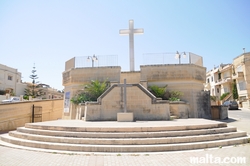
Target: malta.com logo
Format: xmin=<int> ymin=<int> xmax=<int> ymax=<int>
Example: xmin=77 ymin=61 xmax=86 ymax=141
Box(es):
xmin=190 ymin=154 xmax=246 ymax=164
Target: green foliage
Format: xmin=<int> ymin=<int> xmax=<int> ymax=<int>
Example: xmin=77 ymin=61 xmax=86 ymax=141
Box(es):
xmin=71 ymin=92 xmax=91 ymax=105
xmin=220 ymin=92 xmax=230 ymax=100
xmin=23 ymin=95 xmax=29 ymax=100
xmin=232 ymin=80 xmax=238 ymax=100
xmin=210 ymin=96 xmax=217 ymax=102
xmin=0 ymin=90 xmax=6 ymax=95
xmin=71 ymin=80 xmax=109 ymax=105
xmin=24 ymin=85 xmax=45 ymax=98
xmin=148 ymin=85 xmax=167 ymax=98
xmin=169 ymin=90 xmax=183 ymax=101
xmin=84 ymin=80 xmax=109 ymax=100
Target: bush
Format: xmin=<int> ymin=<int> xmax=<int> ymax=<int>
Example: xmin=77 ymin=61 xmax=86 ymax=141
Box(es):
xmin=71 ymin=80 xmax=109 ymax=105
xmin=148 ymin=85 xmax=167 ymax=99
xmin=169 ymin=91 xmax=183 ymax=101
xmin=220 ymin=92 xmax=230 ymax=100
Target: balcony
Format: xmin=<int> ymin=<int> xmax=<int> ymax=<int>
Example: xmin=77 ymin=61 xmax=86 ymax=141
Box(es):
xmin=232 ymin=72 xmax=244 ymax=79
xmin=214 ymin=77 xmax=233 ymax=86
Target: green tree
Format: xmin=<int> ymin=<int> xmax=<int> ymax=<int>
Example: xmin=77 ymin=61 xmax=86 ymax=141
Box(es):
xmin=30 ymin=64 xmax=39 ymax=97
xmin=232 ymin=79 xmax=238 ymax=100
xmin=84 ymin=80 xmax=109 ymax=100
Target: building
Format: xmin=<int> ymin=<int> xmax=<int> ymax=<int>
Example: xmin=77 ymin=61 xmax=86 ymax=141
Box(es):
xmin=206 ymin=63 xmax=233 ymax=104
xmin=206 ymin=51 xmax=250 ymax=109
xmin=232 ymin=52 xmax=250 ymax=108
xmin=0 ymin=64 xmax=26 ymax=96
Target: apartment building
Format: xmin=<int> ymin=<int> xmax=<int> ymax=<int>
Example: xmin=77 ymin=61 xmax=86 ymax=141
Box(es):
xmin=206 ymin=51 xmax=250 ymax=108
xmin=206 ymin=63 xmax=233 ymax=102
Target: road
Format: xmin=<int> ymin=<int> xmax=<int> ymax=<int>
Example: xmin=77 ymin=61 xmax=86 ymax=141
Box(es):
xmin=225 ymin=108 xmax=250 ymax=134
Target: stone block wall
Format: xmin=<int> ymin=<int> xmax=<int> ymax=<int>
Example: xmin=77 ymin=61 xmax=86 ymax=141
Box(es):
xmin=169 ymin=102 xmax=190 ymax=118
xmin=140 ymin=64 xmax=207 ymax=118
xmin=84 ymin=84 xmax=170 ymax=121
xmin=0 ymin=99 xmax=63 ymax=132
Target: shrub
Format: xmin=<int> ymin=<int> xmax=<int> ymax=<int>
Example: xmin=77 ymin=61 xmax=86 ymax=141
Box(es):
xmin=169 ymin=90 xmax=183 ymax=101
xmin=148 ymin=85 xmax=167 ymax=98
xmin=71 ymin=80 xmax=109 ymax=105
xmin=220 ymin=92 xmax=230 ymax=100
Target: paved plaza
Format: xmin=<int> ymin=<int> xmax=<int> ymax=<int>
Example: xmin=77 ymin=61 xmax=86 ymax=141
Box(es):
xmin=0 ymin=109 xmax=250 ymax=166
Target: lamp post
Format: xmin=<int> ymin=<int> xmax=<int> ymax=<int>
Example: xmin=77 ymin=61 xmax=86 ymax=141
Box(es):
xmin=175 ymin=51 xmax=186 ymax=64
xmin=87 ymin=54 xmax=98 ymax=67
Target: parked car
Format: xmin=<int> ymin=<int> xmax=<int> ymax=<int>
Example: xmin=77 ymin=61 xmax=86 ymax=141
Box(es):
xmin=222 ymin=100 xmax=238 ymax=110
xmin=1 ymin=97 xmax=20 ymax=103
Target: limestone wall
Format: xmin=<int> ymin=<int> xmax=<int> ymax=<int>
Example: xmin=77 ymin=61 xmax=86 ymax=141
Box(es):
xmin=65 ymin=57 xmax=75 ymax=71
xmin=63 ymin=66 xmax=121 ymax=86
xmin=84 ymin=84 xmax=170 ymax=121
xmin=140 ymin=64 xmax=207 ymax=118
xmin=62 ymin=63 xmax=208 ymax=119
xmin=0 ymin=99 xmax=63 ymax=132
xmin=120 ymin=71 xmax=141 ymax=84
xmin=169 ymin=102 xmax=190 ymax=118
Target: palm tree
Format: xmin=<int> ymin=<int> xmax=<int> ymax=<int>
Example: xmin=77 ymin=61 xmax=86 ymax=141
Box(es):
xmin=84 ymin=80 xmax=109 ymax=101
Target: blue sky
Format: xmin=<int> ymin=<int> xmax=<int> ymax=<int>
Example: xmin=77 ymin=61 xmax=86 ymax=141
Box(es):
xmin=0 ymin=0 xmax=249 ymax=90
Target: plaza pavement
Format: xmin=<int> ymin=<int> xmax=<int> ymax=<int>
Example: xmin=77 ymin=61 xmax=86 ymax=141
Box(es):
xmin=0 ymin=110 xmax=250 ymax=166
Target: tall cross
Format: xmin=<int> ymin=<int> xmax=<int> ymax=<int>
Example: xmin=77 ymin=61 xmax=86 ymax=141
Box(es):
xmin=119 ymin=20 xmax=144 ymax=71
xmin=117 ymin=79 xmax=132 ymax=113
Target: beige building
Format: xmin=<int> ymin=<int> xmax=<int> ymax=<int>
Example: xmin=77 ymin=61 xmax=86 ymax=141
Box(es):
xmin=63 ymin=54 xmax=210 ymax=120
xmin=0 ymin=64 xmax=26 ymax=96
xmin=206 ymin=64 xmax=233 ymax=103
xmin=232 ymin=52 xmax=250 ymax=108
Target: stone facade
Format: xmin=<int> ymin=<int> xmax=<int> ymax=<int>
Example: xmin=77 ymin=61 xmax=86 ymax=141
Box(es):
xmin=62 ymin=60 xmax=208 ymax=120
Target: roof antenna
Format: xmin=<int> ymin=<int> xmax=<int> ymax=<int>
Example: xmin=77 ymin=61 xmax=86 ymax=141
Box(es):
xmin=243 ymin=48 xmax=245 ymax=53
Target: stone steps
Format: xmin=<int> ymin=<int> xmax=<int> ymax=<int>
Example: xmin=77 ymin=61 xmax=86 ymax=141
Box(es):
xmin=15 ymin=126 xmax=237 ymax=138
xmin=8 ymin=130 xmax=247 ymax=145
xmin=0 ymin=119 xmax=249 ymax=153
xmin=1 ymin=133 xmax=248 ymax=152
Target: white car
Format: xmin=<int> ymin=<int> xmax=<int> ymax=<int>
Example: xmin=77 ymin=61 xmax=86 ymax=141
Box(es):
xmin=1 ymin=97 xmax=20 ymax=103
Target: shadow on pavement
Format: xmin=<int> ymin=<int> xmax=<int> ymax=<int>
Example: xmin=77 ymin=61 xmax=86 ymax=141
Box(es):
xmin=217 ymin=118 xmax=237 ymax=123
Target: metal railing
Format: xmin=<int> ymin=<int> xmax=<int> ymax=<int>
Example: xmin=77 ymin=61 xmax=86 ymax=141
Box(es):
xmin=74 ymin=55 xmax=118 ymax=68
xmin=142 ymin=52 xmax=203 ymax=66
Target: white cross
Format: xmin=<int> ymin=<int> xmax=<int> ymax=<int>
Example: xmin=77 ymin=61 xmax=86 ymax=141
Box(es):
xmin=119 ymin=20 xmax=144 ymax=71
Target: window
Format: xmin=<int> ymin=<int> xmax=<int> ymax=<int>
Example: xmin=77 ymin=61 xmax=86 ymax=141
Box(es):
xmin=207 ymin=78 xmax=210 ymax=83
xmin=8 ymin=76 xmax=12 ymax=81
xmin=217 ymin=88 xmax=220 ymax=93
xmin=211 ymin=76 xmax=213 ymax=82
xmin=236 ymin=65 xmax=243 ymax=72
xmin=238 ymin=81 xmax=246 ymax=91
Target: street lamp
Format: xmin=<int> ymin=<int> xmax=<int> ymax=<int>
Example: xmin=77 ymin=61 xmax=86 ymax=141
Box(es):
xmin=175 ymin=51 xmax=186 ymax=64
xmin=87 ymin=54 xmax=98 ymax=67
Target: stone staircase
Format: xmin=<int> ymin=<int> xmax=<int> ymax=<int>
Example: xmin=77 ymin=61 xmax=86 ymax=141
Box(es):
xmin=0 ymin=119 xmax=249 ymax=153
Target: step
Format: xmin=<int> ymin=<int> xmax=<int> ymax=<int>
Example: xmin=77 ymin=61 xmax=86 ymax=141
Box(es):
xmin=24 ymin=121 xmax=227 ymax=132
xmin=16 ymin=126 xmax=237 ymax=138
xmin=1 ymin=133 xmax=248 ymax=152
xmin=8 ymin=130 xmax=247 ymax=145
